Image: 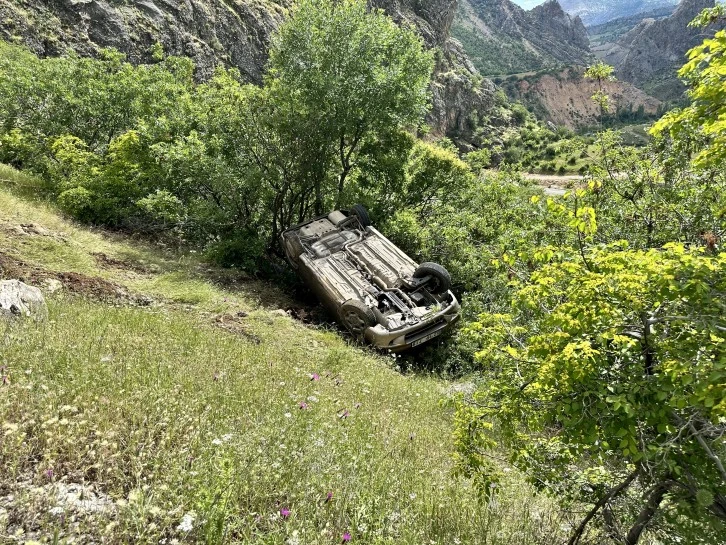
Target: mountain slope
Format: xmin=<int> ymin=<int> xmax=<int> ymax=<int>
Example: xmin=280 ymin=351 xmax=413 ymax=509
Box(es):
xmin=452 ymin=0 xmax=591 ymax=75
xmin=501 ymin=67 xmax=662 ymax=129
xmin=0 ymin=166 xmax=565 ymax=542
xmin=559 ymin=0 xmax=680 ymax=26
xmin=0 ymin=0 xmax=493 ymax=143
xmin=597 ymin=0 xmax=723 ymax=99
xmin=588 ymin=5 xmax=678 ymax=48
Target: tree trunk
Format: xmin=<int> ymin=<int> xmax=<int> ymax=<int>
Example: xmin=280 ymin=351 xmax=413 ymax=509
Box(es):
xmin=624 ymin=481 xmax=671 ymax=545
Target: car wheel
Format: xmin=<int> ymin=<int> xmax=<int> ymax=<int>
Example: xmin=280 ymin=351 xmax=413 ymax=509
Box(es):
xmin=340 ymin=299 xmax=376 ymax=337
xmin=414 ymin=262 xmax=451 ymax=294
xmin=350 ymin=204 xmax=371 ymax=227
xmin=284 ymin=235 xmax=304 ymax=263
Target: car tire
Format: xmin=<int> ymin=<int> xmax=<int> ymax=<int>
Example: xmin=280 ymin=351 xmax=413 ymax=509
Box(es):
xmin=340 ymin=299 xmax=376 ymax=337
xmin=284 ymin=235 xmax=304 ymax=263
xmin=414 ymin=262 xmax=451 ymax=294
xmin=350 ymin=204 xmax=371 ymax=227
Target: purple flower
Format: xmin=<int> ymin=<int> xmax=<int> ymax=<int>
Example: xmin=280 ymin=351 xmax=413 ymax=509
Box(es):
xmin=280 ymin=507 xmax=291 ymax=518
xmin=310 ymin=373 xmax=320 ymax=381
xmin=43 ymin=468 xmax=54 ymax=479
xmin=299 ymin=402 xmax=308 ymax=410
xmin=342 ymin=533 xmax=351 ymax=542
xmin=339 ymin=410 xmax=349 ymax=419
xmin=325 ymin=491 xmax=333 ymax=503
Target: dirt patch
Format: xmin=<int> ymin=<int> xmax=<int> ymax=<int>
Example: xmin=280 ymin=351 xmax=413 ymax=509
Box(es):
xmin=213 ymin=311 xmax=262 ymax=344
xmin=91 ymin=252 xmax=154 ymax=274
xmin=0 ymin=252 xmax=153 ymax=305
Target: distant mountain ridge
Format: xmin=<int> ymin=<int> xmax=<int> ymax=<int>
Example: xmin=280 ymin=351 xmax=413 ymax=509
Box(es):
xmin=453 ymin=0 xmax=591 ymax=75
xmin=597 ymin=0 xmax=723 ymax=98
xmin=559 ymin=0 xmax=680 ymax=26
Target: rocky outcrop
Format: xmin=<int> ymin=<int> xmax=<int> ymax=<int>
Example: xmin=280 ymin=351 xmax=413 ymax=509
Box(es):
xmin=0 ymin=0 xmax=493 ymax=143
xmin=0 ymin=0 xmax=288 ymax=83
xmin=0 ymin=280 xmax=47 ymax=321
xmin=453 ymin=0 xmax=592 ymax=75
xmin=372 ymin=0 xmax=495 ymax=141
xmin=560 ymin=0 xmax=680 ymax=27
xmin=598 ymin=0 xmax=722 ymax=99
xmin=502 ymin=67 xmax=662 ymax=129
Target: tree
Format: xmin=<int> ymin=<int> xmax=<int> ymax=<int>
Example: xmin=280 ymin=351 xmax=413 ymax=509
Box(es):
xmin=456 ymin=244 xmax=726 ymax=543
xmin=454 ymin=9 xmax=726 ymax=543
xmin=265 ymin=0 xmax=434 ymax=219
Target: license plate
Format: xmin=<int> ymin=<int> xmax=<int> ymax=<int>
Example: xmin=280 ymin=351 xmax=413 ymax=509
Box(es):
xmin=410 ymin=329 xmax=442 ymax=347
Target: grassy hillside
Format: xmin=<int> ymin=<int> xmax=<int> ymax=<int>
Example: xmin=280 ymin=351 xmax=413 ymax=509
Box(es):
xmin=0 ymin=165 xmax=566 ymax=544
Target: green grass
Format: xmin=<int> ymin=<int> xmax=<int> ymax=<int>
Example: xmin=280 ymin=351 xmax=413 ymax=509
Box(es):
xmin=0 ymin=166 xmax=567 ymax=544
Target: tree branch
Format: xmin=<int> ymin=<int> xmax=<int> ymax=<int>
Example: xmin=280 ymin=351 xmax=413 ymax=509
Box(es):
xmin=568 ymin=467 xmax=640 ymax=545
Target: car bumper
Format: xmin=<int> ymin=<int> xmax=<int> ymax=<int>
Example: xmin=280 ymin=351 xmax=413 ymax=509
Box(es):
xmin=364 ymin=296 xmax=461 ymax=352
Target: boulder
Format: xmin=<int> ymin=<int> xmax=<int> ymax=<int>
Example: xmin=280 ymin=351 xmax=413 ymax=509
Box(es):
xmin=0 ymin=280 xmax=48 ymax=321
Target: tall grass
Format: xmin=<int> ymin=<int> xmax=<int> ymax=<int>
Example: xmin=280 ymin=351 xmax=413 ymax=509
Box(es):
xmin=0 ymin=175 xmax=567 ymax=543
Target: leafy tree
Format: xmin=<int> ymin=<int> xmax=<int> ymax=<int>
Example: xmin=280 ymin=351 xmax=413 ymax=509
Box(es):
xmin=265 ymin=0 xmax=434 ymax=216
xmin=456 ymin=244 xmax=726 ymax=543
xmin=651 ymin=27 xmax=726 ymax=170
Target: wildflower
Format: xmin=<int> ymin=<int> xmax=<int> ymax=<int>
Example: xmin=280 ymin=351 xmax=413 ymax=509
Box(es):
xmin=307 ymin=395 xmax=319 ymax=402
xmin=2 ymin=375 xmax=9 ymax=385
xmin=342 ymin=532 xmax=351 ymax=542
xmin=176 ymin=512 xmax=195 ymax=532
xmin=212 ymin=438 xmax=223 ymax=446
xmin=280 ymin=507 xmax=291 ymax=518
xmin=310 ymin=373 xmax=320 ymax=381
xmin=213 ymin=372 xmax=220 ymax=381
xmin=325 ymin=491 xmax=333 ymax=503
xmin=43 ymin=468 xmax=54 ymax=479
xmin=284 ymin=412 xmax=292 ymax=418
xmin=409 ymin=493 xmax=417 ymax=500
xmin=299 ymin=402 xmax=308 ymax=410
xmin=339 ymin=410 xmax=349 ymax=419
xmin=354 ymin=402 xmax=362 ymax=409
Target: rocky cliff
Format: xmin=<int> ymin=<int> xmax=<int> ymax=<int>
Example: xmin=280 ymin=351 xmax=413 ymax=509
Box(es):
xmin=0 ymin=0 xmax=493 ymax=143
xmin=559 ymin=0 xmax=680 ymax=27
xmin=453 ymin=0 xmax=591 ymax=75
xmin=597 ymin=0 xmax=722 ymax=99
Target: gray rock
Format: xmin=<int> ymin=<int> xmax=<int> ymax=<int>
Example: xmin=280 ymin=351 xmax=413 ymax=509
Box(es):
xmin=0 ymin=280 xmax=48 ymax=321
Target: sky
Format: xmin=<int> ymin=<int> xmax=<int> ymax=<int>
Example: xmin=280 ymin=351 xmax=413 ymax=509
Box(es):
xmin=511 ymin=0 xmax=545 ymax=8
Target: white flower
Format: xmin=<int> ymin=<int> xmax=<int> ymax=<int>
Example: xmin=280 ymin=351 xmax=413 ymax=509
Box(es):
xmin=221 ymin=433 xmax=233 ymax=442
xmin=211 ymin=438 xmax=223 ymax=445
xmin=409 ymin=493 xmax=417 ymax=500
xmin=307 ymin=396 xmax=319 ymax=403
xmin=284 ymin=412 xmax=292 ymax=418
xmin=177 ymin=512 xmax=195 ymax=532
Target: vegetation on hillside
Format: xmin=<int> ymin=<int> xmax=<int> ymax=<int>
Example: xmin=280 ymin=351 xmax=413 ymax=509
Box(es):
xmin=0 ymin=1 xmax=724 ymax=544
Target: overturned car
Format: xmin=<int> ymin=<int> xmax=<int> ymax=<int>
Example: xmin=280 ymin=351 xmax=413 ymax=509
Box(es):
xmin=280 ymin=205 xmax=460 ymax=352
